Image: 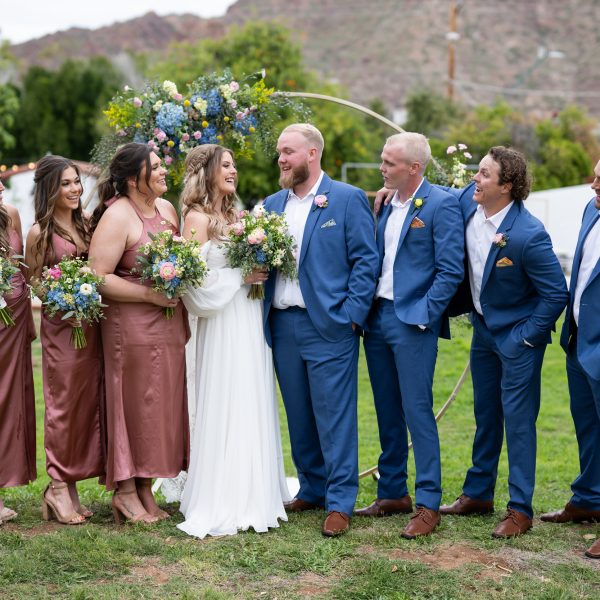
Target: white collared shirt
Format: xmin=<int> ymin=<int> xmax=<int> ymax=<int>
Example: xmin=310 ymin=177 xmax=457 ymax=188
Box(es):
xmin=466 ymin=202 xmax=513 ymax=314
xmin=376 ymin=179 xmax=424 ymax=300
xmin=573 ymin=210 xmax=600 ymax=325
xmin=272 ymin=171 xmax=325 ymax=309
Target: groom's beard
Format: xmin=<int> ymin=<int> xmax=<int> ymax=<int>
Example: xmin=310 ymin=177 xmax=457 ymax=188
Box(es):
xmin=279 ymin=161 xmax=310 ymax=190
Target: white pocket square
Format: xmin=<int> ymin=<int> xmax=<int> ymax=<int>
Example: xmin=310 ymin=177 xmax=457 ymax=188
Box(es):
xmin=321 ymin=219 xmax=337 ymax=228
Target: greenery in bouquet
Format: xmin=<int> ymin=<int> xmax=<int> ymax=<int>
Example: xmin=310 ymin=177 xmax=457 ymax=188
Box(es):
xmin=226 ymin=206 xmax=297 ymax=300
xmin=135 ymin=229 xmax=208 ymax=319
xmin=427 ymin=142 xmax=473 ymax=189
xmin=93 ymin=69 xmax=305 ymax=190
xmin=0 ymin=253 xmax=24 ymax=327
xmin=36 ymin=257 xmax=106 ymax=349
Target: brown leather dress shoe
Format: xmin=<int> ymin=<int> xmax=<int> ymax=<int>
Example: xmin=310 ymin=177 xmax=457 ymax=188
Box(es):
xmin=585 ymin=537 xmax=600 ymax=559
xmin=401 ymin=507 xmax=440 ymax=539
xmin=540 ymin=501 xmax=600 ymax=523
xmin=439 ymin=494 xmax=494 ymax=516
xmin=354 ymin=496 xmax=413 ymax=517
xmin=492 ymin=509 xmax=532 ymax=538
xmin=322 ymin=511 xmax=350 ymax=537
xmin=284 ymin=498 xmax=324 ymax=513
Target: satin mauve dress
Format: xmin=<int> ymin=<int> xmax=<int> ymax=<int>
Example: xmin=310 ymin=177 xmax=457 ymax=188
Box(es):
xmin=41 ymin=234 xmax=105 ymax=483
xmin=101 ymin=198 xmax=189 ymax=490
xmin=0 ymin=228 xmax=36 ymax=488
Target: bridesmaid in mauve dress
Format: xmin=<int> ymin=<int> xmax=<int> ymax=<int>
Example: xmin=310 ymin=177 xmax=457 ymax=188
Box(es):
xmin=88 ymin=143 xmax=189 ymax=524
xmin=25 ymin=156 xmax=104 ymax=525
xmin=0 ymin=187 xmax=36 ymax=525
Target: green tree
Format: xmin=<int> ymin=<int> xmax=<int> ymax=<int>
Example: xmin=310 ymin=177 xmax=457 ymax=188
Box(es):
xmin=0 ymin=83 xmax=19 ymax=160
xmin=11 ymin=58 xmax=122 ymax=163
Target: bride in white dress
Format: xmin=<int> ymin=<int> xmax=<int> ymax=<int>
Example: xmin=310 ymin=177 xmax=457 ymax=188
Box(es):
xmin=176 ymin=144 xmax=290 ymax=539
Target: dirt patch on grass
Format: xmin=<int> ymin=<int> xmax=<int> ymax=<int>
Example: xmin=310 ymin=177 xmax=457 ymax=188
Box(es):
xmin=124 ymin=556 xmax=180 ymax=586
xmin=388 ymin=542 xmax=513 ymax=579
xmin=3 ymin=521 xmax=63 ymax=536
xmin=295 ymin=572 xmax=333 ymax=597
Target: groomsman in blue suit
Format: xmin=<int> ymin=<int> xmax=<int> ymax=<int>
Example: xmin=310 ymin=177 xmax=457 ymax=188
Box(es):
xmin=440 ymin=147 xmax=568 ymax=537
xmin=540 ymin=159 xmax=600 ymax=559
xmin=263 ymin=123 xmax=379 ymax=537
xmin=355 ymin=132 xmax=464 ymax=538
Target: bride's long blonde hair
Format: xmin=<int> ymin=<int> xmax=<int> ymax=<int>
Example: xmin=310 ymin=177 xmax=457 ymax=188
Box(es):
xmin=180 ymin=144 xmax=240 ymax=241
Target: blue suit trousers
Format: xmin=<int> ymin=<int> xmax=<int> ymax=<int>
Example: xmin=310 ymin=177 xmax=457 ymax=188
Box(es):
xmin=463 ymin=314 xmax=546 ymax=518
xmin=566 ymin=347 xmax=600 ymax=510
xmin=363 ymin=299 xmax=442 ymax=511
xmin=270 ymin=307 xmax=359 ymax=515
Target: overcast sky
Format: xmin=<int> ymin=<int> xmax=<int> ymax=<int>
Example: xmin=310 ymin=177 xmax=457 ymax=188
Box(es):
xmin=2 ymin=0 xmax=238 ymax=44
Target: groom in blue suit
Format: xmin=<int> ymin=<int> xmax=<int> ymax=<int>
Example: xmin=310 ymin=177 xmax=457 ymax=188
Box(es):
xmin=540 ymin=159 xmax=600 ymax=559
xmin=355 ymin=132 xmax=464 ymax=538
xmin=263 ymin=123 xmax=378 ymax=537
xmin=440 ymin=147 xmax=568 ymax=537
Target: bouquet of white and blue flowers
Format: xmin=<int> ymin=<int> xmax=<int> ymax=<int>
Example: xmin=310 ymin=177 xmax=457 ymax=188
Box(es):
xmin=36 ymin=257 xmax=106 ymax=349
xmin=0 ymin=254 xmax=23 ymax=327
xmin=135 ymin=229 xmax=208 ymax=318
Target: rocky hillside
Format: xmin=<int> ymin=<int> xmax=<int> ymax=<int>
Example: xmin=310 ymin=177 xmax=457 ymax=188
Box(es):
xmin=8 ymin=0 xmax=600 ymax=117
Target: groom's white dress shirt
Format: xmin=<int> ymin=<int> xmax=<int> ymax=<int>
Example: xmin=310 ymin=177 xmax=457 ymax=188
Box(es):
xmin=272 ymin=171 xmax=324 ymax=309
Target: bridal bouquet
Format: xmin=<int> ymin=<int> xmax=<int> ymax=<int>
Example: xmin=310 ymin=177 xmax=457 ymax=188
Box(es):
xmin=0 ymin=254 xmax=23 ymax=327
xmin=37 ymin=257 xmax=106 ymax=349
xmin=136 ymin=229 xmax=208 ymax=318
xmin=226 ymin=206 xmax=296 ymax=300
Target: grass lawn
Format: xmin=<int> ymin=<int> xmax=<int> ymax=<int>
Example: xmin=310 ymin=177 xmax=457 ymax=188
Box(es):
xmin=1 ymin=314 xmax=599 ymax=599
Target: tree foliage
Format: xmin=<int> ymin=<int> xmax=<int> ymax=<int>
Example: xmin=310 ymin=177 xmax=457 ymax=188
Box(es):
xmin=0 ymin=83 xmax=19 ymax=159
xmin=9 ymin=57 xmax=122 ymax=164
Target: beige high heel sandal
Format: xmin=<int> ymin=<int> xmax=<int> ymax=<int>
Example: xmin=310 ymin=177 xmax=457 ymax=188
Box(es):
xmin=135 ymin=478 xmax=170 ymax=520
xmin=112 ymin=490 xmax=159 ymax=525
xmin=41 ymin=482 xmax=86 ymax=525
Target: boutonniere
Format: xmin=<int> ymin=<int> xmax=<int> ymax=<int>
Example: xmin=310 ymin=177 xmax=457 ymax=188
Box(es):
xmin=493 ymin=232 xmax=509 ymax=248
xmin=410 ymin=197 xmax=424 ymax=214
xmin=313 ymin=194 xmax=328 ymax=210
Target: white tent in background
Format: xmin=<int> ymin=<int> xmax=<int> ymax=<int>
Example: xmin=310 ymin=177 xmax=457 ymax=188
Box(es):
xmin=526 ymin=184 xmax=593 ymax=275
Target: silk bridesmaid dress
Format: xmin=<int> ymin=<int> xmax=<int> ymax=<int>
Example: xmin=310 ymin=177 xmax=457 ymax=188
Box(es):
xmin=101 ymin=198 xmax=189 ymax=490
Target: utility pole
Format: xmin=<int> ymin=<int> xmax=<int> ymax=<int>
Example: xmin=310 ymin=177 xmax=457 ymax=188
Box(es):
xmin=447 ymin=0 xmax=461 ymax=101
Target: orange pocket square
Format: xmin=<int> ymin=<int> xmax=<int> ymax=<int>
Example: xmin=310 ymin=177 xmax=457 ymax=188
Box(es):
xmin=410 ymin=217 xmax=425 ymax=229
xmin=496 ymin=257 xmax=513 ymax=267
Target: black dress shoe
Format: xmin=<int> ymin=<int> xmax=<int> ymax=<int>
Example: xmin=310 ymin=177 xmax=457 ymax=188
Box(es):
xmin=284 ymin=497 xmax=324 ymax=512
xmin=354 ymin=496 xmax=412 ymax=517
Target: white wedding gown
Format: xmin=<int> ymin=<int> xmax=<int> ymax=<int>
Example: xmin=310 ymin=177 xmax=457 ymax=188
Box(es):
xmin=175 ymin=241 xmax=290 ymax=538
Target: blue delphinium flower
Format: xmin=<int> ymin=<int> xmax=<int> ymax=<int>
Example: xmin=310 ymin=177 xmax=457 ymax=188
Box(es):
xmin=255 ymin=249 xmax=266 ymax=264
xmin=200 ymin=124 xmax=219 ymax=145
xmin=201 ymin=89 xmax=222 ymax=118
xmin=233 ymin=114 xmax=257 ymax=136
xmin=156 ymin=102 xmax=186 ymax=135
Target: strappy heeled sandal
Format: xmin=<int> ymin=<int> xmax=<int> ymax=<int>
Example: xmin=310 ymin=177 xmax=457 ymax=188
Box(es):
xmin=41 ymin=482 xmax=86 ymax=525
xmin=135 ymin=479 xmax=170 ymax=520
xmin=112 ymin=490 xmax=159 ymax=525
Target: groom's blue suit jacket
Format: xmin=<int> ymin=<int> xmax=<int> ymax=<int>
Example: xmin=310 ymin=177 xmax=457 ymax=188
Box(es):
xmin=263 ymin=173 xmax=379 ymax=344
xmin=449 ymin=182 xmax=568 ymax=357
xmin=560 ymin=198 xmax=600 ymax=379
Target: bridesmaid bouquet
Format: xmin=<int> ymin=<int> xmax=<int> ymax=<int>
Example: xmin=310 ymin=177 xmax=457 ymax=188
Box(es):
xmin=136 ymin=229 xmax=208 ymax=318
xmin=0 ymin=254 xmax=22 ymax=327
xmin=226 ymin=206 xmax=297 ymax=300
xmin=37 ymin=257 xmax=106 ymax=349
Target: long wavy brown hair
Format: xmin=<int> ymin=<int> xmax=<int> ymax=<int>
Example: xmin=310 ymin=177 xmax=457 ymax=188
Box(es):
xmin=180 ymin=144 xmax=239 ymax=241
xmin=33 ymin=156 xmax=91 ymax=259
xmin=0 ymin=202 xmax=12 ymax=258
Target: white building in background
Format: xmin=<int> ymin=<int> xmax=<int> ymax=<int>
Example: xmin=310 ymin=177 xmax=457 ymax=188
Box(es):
xmin=526 ymin=183 xmax=594 ymax=274
xmin=0 ymin=162 xmax=100 ymax=238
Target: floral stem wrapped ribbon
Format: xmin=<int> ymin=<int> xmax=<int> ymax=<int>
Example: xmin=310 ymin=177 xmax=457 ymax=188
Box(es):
xmin=226 ymin=206 xmax=297 ymax=300
xmin=0 ymin=254 xmax=23 ymax=327
xmin=135 ymin=229 xmax=208 ymax=318
xmin=36 ymin=257 xmax=106 ymax=349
